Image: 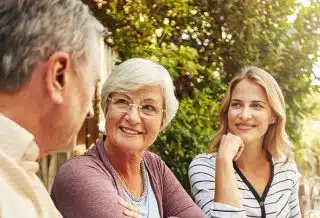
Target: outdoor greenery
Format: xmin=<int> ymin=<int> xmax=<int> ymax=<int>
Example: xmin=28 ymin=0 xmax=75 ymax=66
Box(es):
xmin=298 ymin=92 xmax=320 ymax=175
xmin=83 ymin=0 xmax=320 ymax=191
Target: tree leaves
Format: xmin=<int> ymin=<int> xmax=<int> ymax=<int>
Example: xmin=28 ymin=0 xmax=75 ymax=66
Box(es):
xmin=83 ymin=0 xmax=320 ymax=189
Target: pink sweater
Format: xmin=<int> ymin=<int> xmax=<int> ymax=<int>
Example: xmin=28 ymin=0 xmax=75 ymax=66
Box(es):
xmin=51 ymin=139 xmax=205 ymax=218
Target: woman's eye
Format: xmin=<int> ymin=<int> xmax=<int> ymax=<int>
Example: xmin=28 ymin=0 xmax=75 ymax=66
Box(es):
xmin=230 ymin=103 xmax=241 ymax=108
xmin=142 ymin=104 xmax=157 ymax=112
xmin=115 ymin=98 xmax=130 ymax=105
xmin=252 ymin=103 xmax=263 ymax=109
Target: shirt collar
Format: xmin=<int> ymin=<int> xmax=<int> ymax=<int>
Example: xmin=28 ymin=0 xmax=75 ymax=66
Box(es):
xmin=0 ymin=114 xmax=39 ymax=162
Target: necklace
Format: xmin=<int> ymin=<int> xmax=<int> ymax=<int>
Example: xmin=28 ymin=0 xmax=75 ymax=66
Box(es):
xmin=109 ymin=159 xmax=149 ymax=202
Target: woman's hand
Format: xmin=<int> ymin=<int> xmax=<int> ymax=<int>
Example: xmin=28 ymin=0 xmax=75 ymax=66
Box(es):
xmin=118 ymin=198 xmax=142 ymax=218
xmin=215 ymin=133 xmax=244 ymax=208
xmin=217 ymin=133 xmax=244 ymax=162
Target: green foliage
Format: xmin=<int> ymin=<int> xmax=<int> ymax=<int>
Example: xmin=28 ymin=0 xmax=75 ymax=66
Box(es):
xmin=295 ymin=92 xmax=320 ymax=175
xmin=83 ymin=0 xmax=320 ymax=190
xmin=153 ymin=86 xmax=224 ymax=192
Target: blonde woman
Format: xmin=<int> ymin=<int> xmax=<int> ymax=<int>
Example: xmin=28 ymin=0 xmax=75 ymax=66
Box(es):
xmin=189 ymin=67 xmax=301 ymax=218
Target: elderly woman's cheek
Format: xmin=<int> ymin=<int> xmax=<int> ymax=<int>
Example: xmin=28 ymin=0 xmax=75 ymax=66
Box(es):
xmin=142 ymin=118 xmax=162 ymax=149
xmin=104 ymin=112 xmax=161 ymax=151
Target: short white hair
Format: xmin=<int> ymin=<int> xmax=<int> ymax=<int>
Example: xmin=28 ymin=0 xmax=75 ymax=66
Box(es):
xmin=101 ymin=58 xmax=179 ymax=129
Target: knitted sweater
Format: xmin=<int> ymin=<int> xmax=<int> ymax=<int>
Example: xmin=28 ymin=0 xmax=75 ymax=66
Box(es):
xmin=51 ymin=138 xmax=205 ymax=218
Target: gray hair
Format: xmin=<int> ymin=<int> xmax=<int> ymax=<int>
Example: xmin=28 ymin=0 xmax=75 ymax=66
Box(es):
xmin=101 ymin=58 xmax=179 ymax=129
xmin=0 ymin=0 xmax=104 ymax=91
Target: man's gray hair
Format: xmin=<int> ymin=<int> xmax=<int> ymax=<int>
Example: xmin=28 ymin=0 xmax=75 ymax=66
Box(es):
xmin=101 ymin=58 xmax=179 ymax=129
xmin=0 ymin=0 xmax=104 ymax=91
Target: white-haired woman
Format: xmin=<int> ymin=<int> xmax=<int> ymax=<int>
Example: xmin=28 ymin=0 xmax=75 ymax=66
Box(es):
xmin=51 ymin=58 xmax=206 ymax=218
xmin=189 ymin=67 xmax=301 ymax=217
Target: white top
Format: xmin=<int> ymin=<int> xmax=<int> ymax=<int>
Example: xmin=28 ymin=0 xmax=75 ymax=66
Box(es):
xmin=0 ymin=114 xmax=62 ymax=218
xmin=188 ymin=153 xmax=301 ymax=218
xmin=123 ymin=171 xmax=161 ymax=218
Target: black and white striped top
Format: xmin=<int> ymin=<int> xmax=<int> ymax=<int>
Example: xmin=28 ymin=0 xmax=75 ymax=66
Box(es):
xmin=188 ymin=153 xmax=301 ymax=218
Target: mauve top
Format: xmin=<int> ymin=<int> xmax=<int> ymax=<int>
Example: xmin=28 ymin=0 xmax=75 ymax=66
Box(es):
xmin=51 ymin=138 xmax=205 ymax=218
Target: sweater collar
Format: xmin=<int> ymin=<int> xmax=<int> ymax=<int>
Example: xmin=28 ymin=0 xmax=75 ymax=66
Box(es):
xmin=0 ymin=114 xmax=39 ymax=172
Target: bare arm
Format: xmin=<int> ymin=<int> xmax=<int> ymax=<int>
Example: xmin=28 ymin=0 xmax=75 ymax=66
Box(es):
xmin=215 ymin=154 xmax=242 ymax=207
xmin=215 ymin=133 xmax=244 ymax=208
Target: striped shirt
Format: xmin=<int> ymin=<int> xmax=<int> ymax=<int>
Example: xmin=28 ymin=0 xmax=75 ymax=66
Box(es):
xmin=188 ymin=153 xmax=301 ymax=218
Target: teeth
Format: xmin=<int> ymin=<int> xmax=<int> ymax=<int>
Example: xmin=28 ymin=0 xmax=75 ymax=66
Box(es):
xmin=121 ymin=127 xmax=140 ymax=135
xmin=237 ymin=123 xmax=254 ymax=126
xmin=236 ymin=124 xmax=254 ymax=130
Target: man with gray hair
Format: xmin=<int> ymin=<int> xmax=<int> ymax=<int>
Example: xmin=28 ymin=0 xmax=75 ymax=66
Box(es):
xmin=0 ymin=0 xmax=104 ymax=217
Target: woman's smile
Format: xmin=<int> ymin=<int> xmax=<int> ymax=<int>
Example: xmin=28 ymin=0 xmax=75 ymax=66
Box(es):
xmin=235 ymin=123 xmax=257 ymax=131
xmin=119 ymin=126 xmax=143 ymax=135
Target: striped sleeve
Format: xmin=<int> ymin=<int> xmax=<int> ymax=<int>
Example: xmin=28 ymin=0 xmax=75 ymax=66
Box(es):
xmin=188 ymin=154 xmax=246 ymax=218
xmin=288 ymin=162 xmax=301 ymax=218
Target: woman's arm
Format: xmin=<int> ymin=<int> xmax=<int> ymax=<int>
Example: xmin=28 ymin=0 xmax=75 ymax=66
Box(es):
xmin=51 ymin=157 xmax=133 ymax=218
xmin=189 ymin=153 xmax=246 ymax=218
xmin=215 ymin=133 xmax=244 ymax=207
xmin=215 ymin=154 xmax=242 ymax=207
xmin=159 ymin=158 xmax=206 ymax=218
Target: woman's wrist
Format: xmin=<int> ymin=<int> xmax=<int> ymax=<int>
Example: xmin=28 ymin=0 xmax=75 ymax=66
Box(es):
xmin=216 ymin=152 xmax=234 ymax=165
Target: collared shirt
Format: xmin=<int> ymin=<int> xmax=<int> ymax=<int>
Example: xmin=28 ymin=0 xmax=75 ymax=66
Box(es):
xmin=0 ymin=114 xmax=62 ymax=218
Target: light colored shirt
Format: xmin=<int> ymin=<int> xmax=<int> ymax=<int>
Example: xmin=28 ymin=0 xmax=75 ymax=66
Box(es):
xmin=189 ymin=153 xmax=301 ymax=218
xmin=0 ymin=114 xmax=62 ymax=218
xmin=123 ymin=170 xmax=161 ymax=218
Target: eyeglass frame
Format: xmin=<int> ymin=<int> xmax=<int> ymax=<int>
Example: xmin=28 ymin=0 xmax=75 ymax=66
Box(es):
xmin=106 ymin=96 xmax=165 ymax=117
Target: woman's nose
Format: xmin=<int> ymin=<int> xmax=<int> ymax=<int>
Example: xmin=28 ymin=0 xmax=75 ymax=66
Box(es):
xmin=239 ymin=107 xmax=252 ymax=120
xmin=125 ymin=105 xmax=141 ymax=124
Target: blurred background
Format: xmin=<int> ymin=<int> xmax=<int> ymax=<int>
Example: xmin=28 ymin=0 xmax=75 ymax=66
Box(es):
xmin=38 ymin=0 xmax=320 ymax=216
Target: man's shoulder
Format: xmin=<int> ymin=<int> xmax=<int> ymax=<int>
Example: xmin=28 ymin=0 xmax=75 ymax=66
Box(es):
xmin=0 ymin=153 xmax=61 ymax=218
xmin=0 ymin=177 xmax=37 ymax=217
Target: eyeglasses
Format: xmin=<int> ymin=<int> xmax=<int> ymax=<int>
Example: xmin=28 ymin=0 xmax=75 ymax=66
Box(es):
xmin=107 ymin=97 xmax=165 ymax=117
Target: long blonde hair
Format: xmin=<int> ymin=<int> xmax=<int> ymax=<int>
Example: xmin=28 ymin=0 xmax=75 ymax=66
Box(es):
xmin=210 ymin=66 xmax=293 ymax=161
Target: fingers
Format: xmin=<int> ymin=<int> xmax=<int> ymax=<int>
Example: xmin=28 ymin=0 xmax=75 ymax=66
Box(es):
xmin=233 ymin=136 xmax=245 ymax=161
xmin=118 ymin=198 xmax=139 ymax=213
xmin=118 ymin=198 xmax=128 ymax=207
xmin=233 ymin=142 xmax=244 ymax=161
xmin=218 ymin=133 xmax=244 ymax=161
xmin=123 ymin=209 xmax=141 ymax=218
xmin=118 ymin=198 xmax=141 ymax=218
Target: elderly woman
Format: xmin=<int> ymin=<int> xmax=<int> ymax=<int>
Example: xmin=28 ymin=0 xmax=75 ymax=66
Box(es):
xmin=51 ymin=58 xmax=205 ymax=218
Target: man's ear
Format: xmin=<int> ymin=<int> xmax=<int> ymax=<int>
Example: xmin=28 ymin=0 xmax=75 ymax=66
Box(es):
xmin=45 ymin=52 xmax=71 ymax=104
